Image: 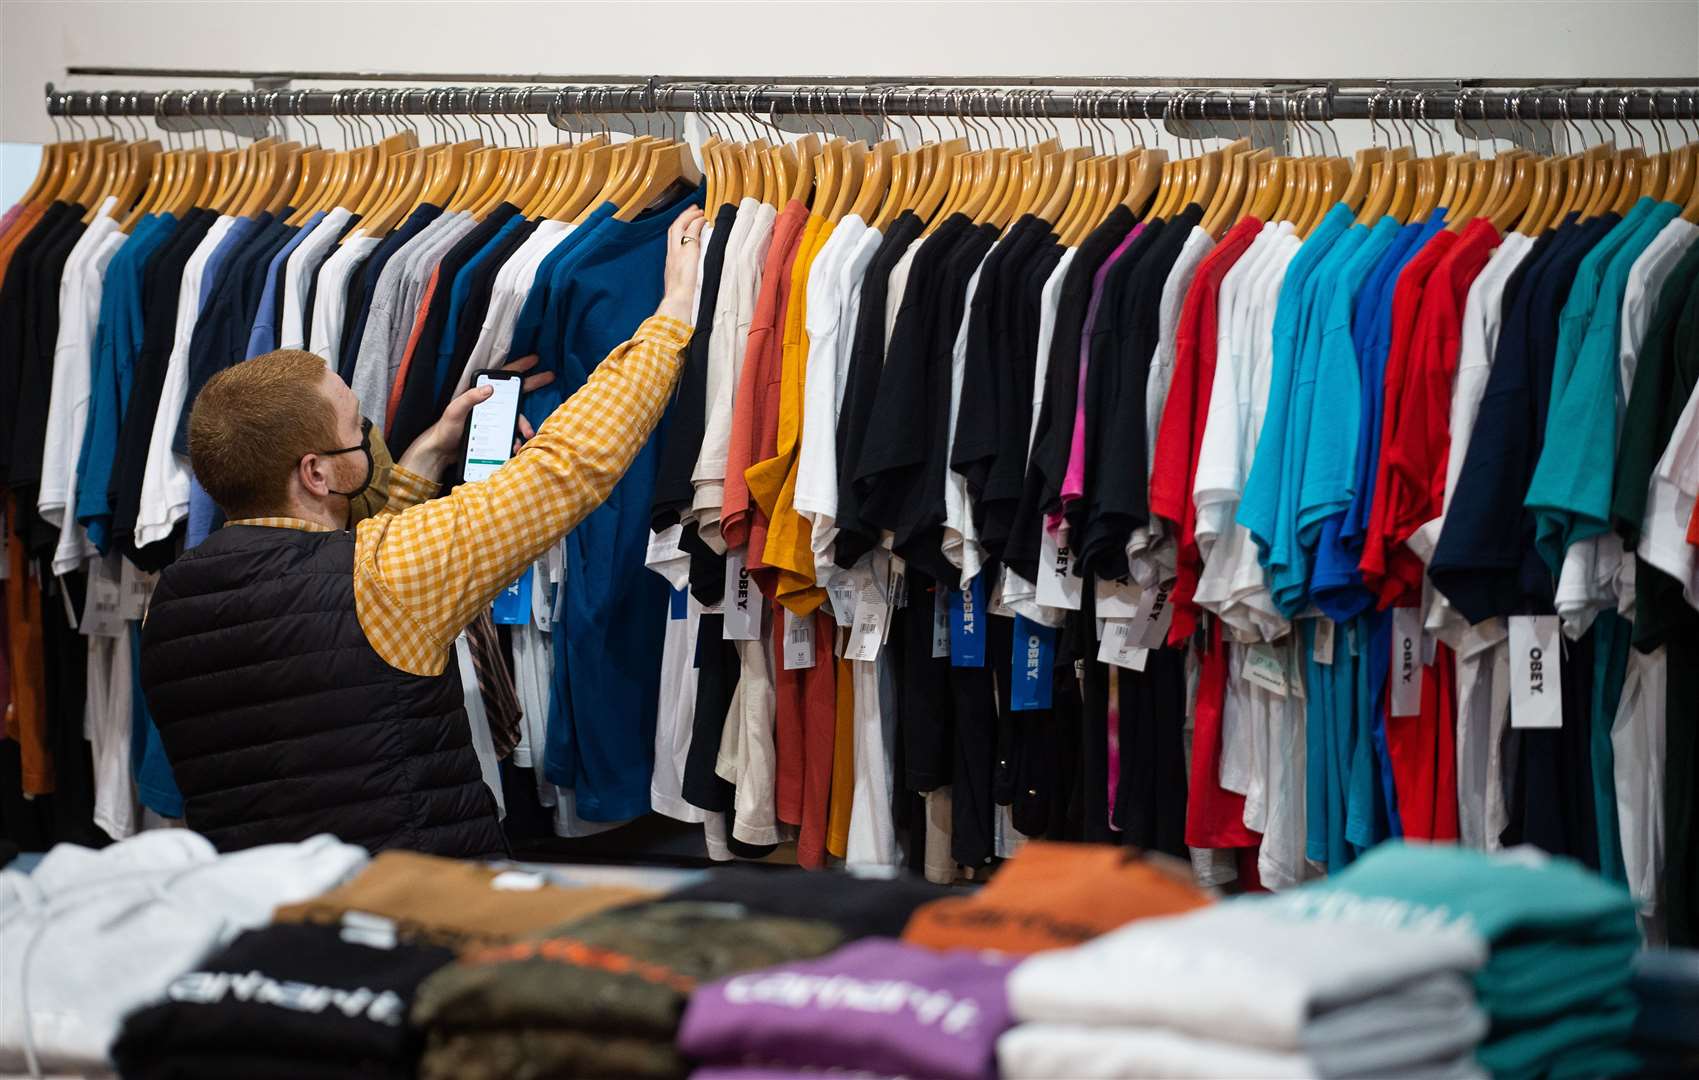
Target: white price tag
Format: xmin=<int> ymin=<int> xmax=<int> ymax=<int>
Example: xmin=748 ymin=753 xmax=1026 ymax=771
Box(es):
xmin=119 ymin=559 xmax=158 ymax=622
xmin=1035 ymin=527 xmax=1083 ymax=610
xmin=1129 ymin=581 xmax=1174 ymax=648
xmin=1312 ymin=616 xmax=1335 ymax=665
xmin=844 ymin=597 xmax=889 ymax=662
xmin=1390 ymin=606 xmax=1424 ymax=717
xmin=1097 ymin=619 xmax=1149 ymax=671
xmin=1094 ymin=575 xmax=1142 ymax=619
xmin=722 ymin=549 xmax=761 ymax=641
xmin=931 ymin=586 xmax=951 ymax=658
xmin=1508 ymin=615 xmax=1562 ymax=729
xmin=783 ymin=608 xmax=817 ymax=670
xmin=827 ymin=573 xmax=858 ymax=628
xmin=79 ymin=560 xmax=126 ymax=639
xmin=1243 ymin=642 xmax=1288 ymax=697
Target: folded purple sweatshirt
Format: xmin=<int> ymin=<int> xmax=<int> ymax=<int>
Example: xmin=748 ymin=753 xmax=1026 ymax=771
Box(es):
xmin=678 ymin=938 xmax=1014 ymax=1080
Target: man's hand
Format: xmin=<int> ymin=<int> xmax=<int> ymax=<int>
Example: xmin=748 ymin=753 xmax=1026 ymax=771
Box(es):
xmin=654 ymin=207 xmax=707 ymax=324
xmin=396 ymin=355 xmax=554 ymax=483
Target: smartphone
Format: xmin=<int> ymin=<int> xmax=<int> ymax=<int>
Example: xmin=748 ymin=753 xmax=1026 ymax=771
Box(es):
xmin=459 ymin=369 xmax=524 ymax=483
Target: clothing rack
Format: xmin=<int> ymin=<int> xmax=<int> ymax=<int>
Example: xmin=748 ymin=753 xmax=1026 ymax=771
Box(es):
xmin=42 ymin=74 xmax=1699 ymax=123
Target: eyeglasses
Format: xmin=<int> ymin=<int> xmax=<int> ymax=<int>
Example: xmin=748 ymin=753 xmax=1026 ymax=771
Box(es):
xmin=317 ymin=416 xmax=372 ymax=459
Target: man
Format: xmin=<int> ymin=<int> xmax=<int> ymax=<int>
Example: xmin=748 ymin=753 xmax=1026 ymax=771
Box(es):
xmin=140 ymin=208 xmax=707 ymax=857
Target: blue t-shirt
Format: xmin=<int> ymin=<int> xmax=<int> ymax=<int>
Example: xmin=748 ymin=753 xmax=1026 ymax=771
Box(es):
xmin=199 ymin=214 xmax=263 ymax=310
xmin=508 ymin=202 xmax=617 ymax=366
xmin=1239 ymin=203 xmax=1355 ymax=596
xmin=537 ymin=186 xmax=702 ymax=823
xmin=131 ymin=597 xmax=183 ymax=817
xmin=245 ymin=210 xmax=325 ymax=359
xmin=77 ymin=214 xmax=175 ymax=551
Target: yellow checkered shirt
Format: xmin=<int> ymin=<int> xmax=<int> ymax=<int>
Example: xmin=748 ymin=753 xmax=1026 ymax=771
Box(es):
xmin=230 ymin=315 xmax=692 ymax=676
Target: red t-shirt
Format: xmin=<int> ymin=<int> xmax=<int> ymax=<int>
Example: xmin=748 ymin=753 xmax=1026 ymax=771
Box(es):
xmin=1386 ymin=639 xmax=1460 ymax=842
xmin=1377 ymin=219 xmax=1500 ymax=607
xmin=1186 ymin=622 xmax=1263 ymax=849
xmin=1150 ymin=217 xmax=1261 ymax=646
xmin=771 ymin=605 xmax=838 ymax=869
xmin=1358 ymin=230 xmax=1457 ymax=599
xmin=722 ymin=201 xmax=808 ymax=553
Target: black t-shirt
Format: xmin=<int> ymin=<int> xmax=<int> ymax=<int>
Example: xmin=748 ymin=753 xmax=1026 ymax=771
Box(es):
xmin=833 ymin=210 xmax=924 ymax=569
xmin=111 ymin=210 xmax=218 ymax=566
xmin=338 ymin=203 xmax=443 ymax=383
xmin=112 ymin=922 xmax=454 ymax=1078
xmin=387 ymin=203 xmax=521 ymax=455
xmin=857 ymin=214 xmax=997 ymax=584
xmin=1003 ymin=206 xmax=1137 ymax=581
xmin=1431 ymin=213 xmax=1615 ymax=623
xmin=1080 ymin=204 xmax=1204 ymax=579
xmin=10 ymin=204 xmax=89 ymax=550
xmin=652 ymin=202 xmax=738 ymax=531
xmin=0 ymin=202 xmax=73 ymax=486
xmin=661 ymin=864 xmax=953 ymax=940
xmin=978 ymin=231 xmax=1064 ymax=562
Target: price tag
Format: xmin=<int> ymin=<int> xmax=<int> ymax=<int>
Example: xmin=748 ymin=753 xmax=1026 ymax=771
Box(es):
xmin=1095 ymin=575 xmax=1142 ymax=619
xmin=119 ymin=559 xmax=159 ymax=622
xmin=1312 ymin=616 xmax=1335 ymax=665
xmin=79 ymin=560 xmax=126 ymax=639
xmin=844 ymin=593 xmax=889 ymax=662
xmin=1390 ymin=606 xmax=1424 ymax=717
xmin=1243 ymin=642 xmax=1288 ymax=697
xmin=1011 ymin=615 xmax=1056 ymax=711
xmin=722 ymin=549 xmax=761 ymax=641
xmin=1508 ymin=615 xmax=1562 ymax=729
xmin=492 ymin=567 xmax=532 ymax=625
xmin=931 ymin=586 xmax=951 ymax=658
xmin=1035 ymin=527 xmax=1083 ymax=610
xmin=1129 ymin=581 xmax=1174 ymax=648
xmin=948 ymin=576 xmax=987 ymax=667
xmin=1097 ymin=619 xmax=1150 ymax=671
xmin=827 ymin=573 xmax=859 ymax=628
xmin=783 ymin=609 xmax=817 ymax=670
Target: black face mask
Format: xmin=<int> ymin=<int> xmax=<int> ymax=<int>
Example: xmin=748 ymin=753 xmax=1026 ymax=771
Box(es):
xmin=319 ymin=417 xmax=374 ymax=526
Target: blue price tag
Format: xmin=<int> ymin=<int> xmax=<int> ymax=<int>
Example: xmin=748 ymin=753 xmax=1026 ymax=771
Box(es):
xmin=669 ymin=585 xmax=689 ymax=620
xmin=948 ymin=576 xmax=987 ymax=668
xmin=491 ymin=567 xmax=532 ymax=625
xmin=1011 ymin=615 xmax=1056 ymax=711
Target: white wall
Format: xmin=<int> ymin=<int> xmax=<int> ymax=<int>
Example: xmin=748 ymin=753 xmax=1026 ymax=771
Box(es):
xmin=2 ymin=0 xmax=1694 ymax=196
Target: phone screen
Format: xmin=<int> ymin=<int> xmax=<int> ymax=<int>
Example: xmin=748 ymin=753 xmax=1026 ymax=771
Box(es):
xmin=462 ymin=373 xmax=522 ymax=483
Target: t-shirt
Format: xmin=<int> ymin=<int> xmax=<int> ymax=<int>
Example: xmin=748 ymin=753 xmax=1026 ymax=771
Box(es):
xmin=306 ymin=232 xmax=382 ymax=370
xmin=245 ymin=211 xmax=323 ymax=358
xmin=278 ymin=207 xmax=353 ymax=351
xmin=338 ymin=202 xmax=443 ymax=382
xmin=346 ymin=209 xmax=465 ymax=421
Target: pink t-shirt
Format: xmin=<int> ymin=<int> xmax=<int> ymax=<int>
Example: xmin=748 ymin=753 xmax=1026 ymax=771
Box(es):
xmin=1054 ymin=223 xmax=1145 ymax=536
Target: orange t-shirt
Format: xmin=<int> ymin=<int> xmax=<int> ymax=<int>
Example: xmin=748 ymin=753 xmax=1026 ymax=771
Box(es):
xmin=722 ymin=202 xmax=809 ymax=553
xmin=902 ymin=842 xmax=1213 ymax=955
xmin=385 ymin=268 xmax=441 ymax=437
xmin=3 ymin=494 xmax=52 ymax=795
xmin=825 ymin=653 xmax=855 ymax=858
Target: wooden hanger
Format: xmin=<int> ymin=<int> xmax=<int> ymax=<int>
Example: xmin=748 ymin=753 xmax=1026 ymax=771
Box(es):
xmin=1665 ymin=140 xmax=1696 ymax=208
xmin=916 ymin=138 xmax=966 ymax=228
xmin=1203 ymin=142 xmax=1251 ymax=237
xmin=614 ymin=137 xmax=701 ymax=221
xmin=850 ymin=139 xmax=895 ymax=225
xmin=1610 ymin=150 xmax=1646 ymax=216
xmin=18 ymin=141 xmax=62 ymax=207
xmin=1682 ymin=150 xmax=1699 ymax=221
xmin=550 ymin=141 xmax=612 ymax=222
xmin=1034 ymin=146 xmax=1082 ymax=226
xmin=812 ymin=137 xmax=843 ymax=217
xmin=1488 ymin=151 xmax=1540 ymax=233
xmin=1242 ymin=156 xmax=1280 ymax=223
xmin=829 ymin=140 xmax=868 ymax=222
xmin=1052 ymin=156 xmax=1096 ymax=244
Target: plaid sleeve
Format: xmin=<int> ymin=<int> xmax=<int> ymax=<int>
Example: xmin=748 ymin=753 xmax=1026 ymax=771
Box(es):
xmin=353 ymin=315 xmax=693 ymax=675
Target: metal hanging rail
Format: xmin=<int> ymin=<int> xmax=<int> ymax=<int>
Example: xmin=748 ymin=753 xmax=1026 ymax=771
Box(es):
xmin=43 ymin=77 xmax=1699 ymax=122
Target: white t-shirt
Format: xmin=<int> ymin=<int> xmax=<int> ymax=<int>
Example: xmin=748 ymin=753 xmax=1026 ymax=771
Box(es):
xmin=87 ymin=617 xmax=136 ymax=840
xmin=306 ymin=232 xmax=381 ymax=370
xmin=693 ymin=199 xmax=777 ymax=551
xmin=1614 ymin=645 xmax=1666 ymax=924
xmin=132 ymin=213 xmax=238 ymax=548
xmin=995 ymin=249 xmax=1076 ymax=623
xmin=845 ymin=550 xmax=903 ymax=871
xmin=796 ymin=215 xmax=876 ymax=581
xmin=1194 ymin=224 xmax=1300 ymax=642
xmin=39 ymin=198 xmax=120 ymax=529
xmin=462 ymin=218 xmax=573 ymax=379
xmin=1638 ymin=379 xmax=1699 ymax=606
xmin=941 ymin=258 xmax=989 ymax=586
xmin=717 ymin=620 xmax=781 ymax=847
xmin=1128 ymin=225 xmax=1214 ymax=582
xmin=278 ymin=206 xmax=353 ymax=351
xmin=650 ymin=580 xmax=707 ymax=824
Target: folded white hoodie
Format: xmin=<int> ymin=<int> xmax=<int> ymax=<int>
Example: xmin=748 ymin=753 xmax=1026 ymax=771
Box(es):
xmin=0 ymin=831 xmax=367 ymax=1077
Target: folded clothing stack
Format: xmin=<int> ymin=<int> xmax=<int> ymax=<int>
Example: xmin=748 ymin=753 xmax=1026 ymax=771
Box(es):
xmin=902 ymin=842 xmax=1212 ymax=955
xmin=1001 ymin=901 xmax=1490 ymax=1079
xmin=678 ymin=938 xmax=1014 ymax=1080
xmin=112 ymin=922 xmax=454 ymax=1080
xmin=0 ymin=831 xmax=368 ymax=1077
xmin=410 ymin=901 xmax=844 ymax=1080
xmin=661 ymin=865 xmax=955 ymax=939
xmin=272 ymin=849 xmax=657 ymax=948
xmin=1269 ymin=844 xmax=1643 ymax=1080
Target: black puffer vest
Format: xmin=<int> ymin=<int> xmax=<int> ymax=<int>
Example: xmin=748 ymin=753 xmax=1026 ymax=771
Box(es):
xmin=140 ymin=525 xmax=506 ymax=858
